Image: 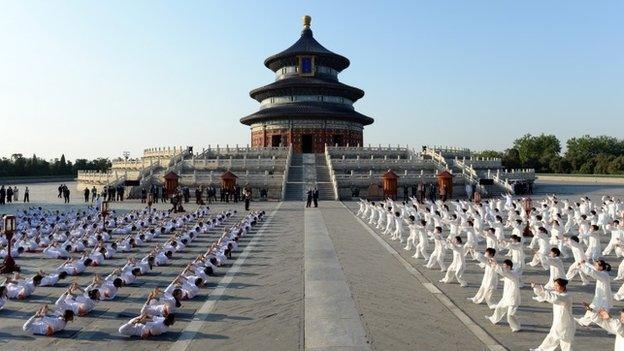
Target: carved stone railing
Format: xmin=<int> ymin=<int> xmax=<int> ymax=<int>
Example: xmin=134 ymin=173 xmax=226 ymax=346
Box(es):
xmin=196 ymin=145 xmax=289 ymax=159
xmin=324 ymin=144 xmax=339 ymax=200
xmin=281 ymin=145 xmax=292 ymax=200
xmin=143 ymin=146 xmax=189 ymax=159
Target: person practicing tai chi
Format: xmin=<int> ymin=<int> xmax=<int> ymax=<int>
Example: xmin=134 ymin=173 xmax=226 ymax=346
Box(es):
xmin=533 ymin=248 xmax=566 ymax=303
xmin=565 ymin=236 xmax=589 ymax=285
xmin=403 ymin=215 xmax=418 ymax=251
xmin=530 ymin=278 xmax=575 ymax=351
xmin=468 ymin=247 xmax=498 ymax=308
xmin=487 ymin=259 xmax=521 ymax=332
xmin=426 ymin=226 xmax=447 ymax=271
xmin=439 ymin=236 xmax=467 ymax=287
xmin=575 ymin=259 xmax=613 ymax=326
xmin=582 ymin=303 xmax=624 ymax=351
xmin=411 ymin=219 xmax=429 ymax=260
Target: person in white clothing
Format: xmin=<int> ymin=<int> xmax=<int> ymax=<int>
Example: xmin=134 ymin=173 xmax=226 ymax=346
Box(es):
xmin=426 ymin=226 xmax=447 ymax=271
xmin=530 ymin=278 xmax=575 ymax=351
xmin=583 ymin=225 xmax=603 ymax=261
xmin=118 ymin=313 xmax=175 ymax=338
xmin=533 ymin=248 xmax=566 ymax=302
xmin=576 ymin=259 xmax=614 ymax=326
xmin=403 ymin=215 xmax=418 ymax=251
xmin=0 ymin=286 xmax=6 ymax=310
xmin=412 ymin=220 xmax=430 ymax=260
xmin=468 ymin=248 xmax=498 ymax=308
xmin=582 ymin=304 xmax=624 ymax=351
xmin=487 ymin=259 xmax=521 ymax=332
xmin=439 ymin=236 xmax=467 ymax=287
xmin=564 ymin=236 xmax=589 ymax=285
xmin=22 ymin=305 xmax=74 ymax=336
xmin=391 ymin=211 xmax=404 ymax=242
xmin=603 ymin=220 xmax=622 ymax=256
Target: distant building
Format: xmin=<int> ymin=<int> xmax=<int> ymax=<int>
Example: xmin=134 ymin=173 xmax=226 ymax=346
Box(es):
xmin=240 ymin=15 xmax=374 ymax=154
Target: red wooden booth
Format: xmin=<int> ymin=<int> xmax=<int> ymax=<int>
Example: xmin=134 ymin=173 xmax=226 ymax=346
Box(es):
xmin=381 ymin=169 xmax=399 ymax=200
xmin=164 ymin=171 xmax=180 ymax=197
xmin=221 ymin=170 xmax=238 ymax=192
xmin=437 ymin=170 xmax=453 ymax=200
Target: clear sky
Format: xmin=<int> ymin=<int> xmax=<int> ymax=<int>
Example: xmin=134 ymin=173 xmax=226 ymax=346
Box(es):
xmin=1 ymin=1 xmax=622 ymax=160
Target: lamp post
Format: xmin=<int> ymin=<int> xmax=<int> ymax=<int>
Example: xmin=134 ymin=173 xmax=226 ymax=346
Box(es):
xmin=101 ymin=200 xmax=109 ymax=232
xmin=523 ymin=197 xmax=533 ymax=237
xmin=0 ymin=215 xmax=20 ymax=273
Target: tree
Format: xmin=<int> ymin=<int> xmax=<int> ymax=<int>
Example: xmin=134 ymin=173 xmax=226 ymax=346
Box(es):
xmin=511 ymin=134 xmax=561 ymax=172
xmin=565 ymin=135 xmax=624 ymax=173
xmin=473 ymin=150 xmax=504 ymax=159
xmin=608 ymin=156 xmax=624 ymax=174
xmin=0 ymin=154 xmax=111 ymax=177
xmin=501 ymin=148 xmax=521 ymax=169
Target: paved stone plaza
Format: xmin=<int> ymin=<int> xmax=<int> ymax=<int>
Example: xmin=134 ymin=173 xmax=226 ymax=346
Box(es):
xmin=1 ymin=180 xmax=624 ymax=350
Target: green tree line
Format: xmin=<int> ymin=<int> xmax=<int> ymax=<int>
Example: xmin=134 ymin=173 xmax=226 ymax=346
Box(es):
xmin=475 ymin=134 xmax=624 ymax=174
xmin=0 ymin=154 xmax=111 ymax=177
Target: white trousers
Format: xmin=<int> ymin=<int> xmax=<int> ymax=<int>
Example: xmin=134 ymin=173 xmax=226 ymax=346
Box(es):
xmin=536 ymin=331 xmax=573 ymax=351
xmin=489 ymin=305 xmax=520 ymax=331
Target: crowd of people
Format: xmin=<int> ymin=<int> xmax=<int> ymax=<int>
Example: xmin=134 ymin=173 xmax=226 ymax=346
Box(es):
xmin=139 ymin=184 xmax=256 ymax=210
xmin=357 ymin=194 xmax=624 ymax=350
xmin=0 ymin=202 xmax=266 ymax=339
xmin=0 ymin=185 xmax=29 ymax=204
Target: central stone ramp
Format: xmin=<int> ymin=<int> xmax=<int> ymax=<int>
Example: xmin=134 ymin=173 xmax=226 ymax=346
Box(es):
xmin=304 ymin=207 xmax=370 ymax=350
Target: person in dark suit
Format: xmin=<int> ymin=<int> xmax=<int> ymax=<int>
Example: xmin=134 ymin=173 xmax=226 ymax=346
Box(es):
xmin=244 ymin=186 xmax=252 ymax=211
xmin=306 ymin=188 xmax=312 ymax=208
xmin=313 ymin=187 xmax=319 ymax=208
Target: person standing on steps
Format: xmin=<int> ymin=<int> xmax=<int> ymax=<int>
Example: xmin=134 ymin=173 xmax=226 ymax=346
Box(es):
xmin=244 ymin=186 xmax=252 ymax=211
xmin=306 ymin=188 xmax=312 ymax=208
xmin=313 ymin=187 xmax=319 ymax=208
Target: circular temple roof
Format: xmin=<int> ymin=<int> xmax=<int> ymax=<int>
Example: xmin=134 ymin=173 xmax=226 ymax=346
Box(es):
xmin=263 ymin=18 xmax=350 ymax=72
xmin=240 ymin=101 xmax=374 ymax=126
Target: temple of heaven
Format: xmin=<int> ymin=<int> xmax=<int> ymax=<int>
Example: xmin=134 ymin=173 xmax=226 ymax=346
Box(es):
xmin=240 ymin=15 xmax=374 ymax=154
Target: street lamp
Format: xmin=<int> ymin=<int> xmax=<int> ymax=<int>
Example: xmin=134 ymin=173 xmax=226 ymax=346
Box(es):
xmin=0 ymin=215 xmax=20 ymax=273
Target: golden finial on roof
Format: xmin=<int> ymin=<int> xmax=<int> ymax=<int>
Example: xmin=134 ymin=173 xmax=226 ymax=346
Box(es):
xmin=303 ymin=15 xmax=311 ymax=29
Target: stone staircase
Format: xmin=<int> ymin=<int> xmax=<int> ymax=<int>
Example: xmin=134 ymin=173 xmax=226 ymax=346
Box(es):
xmin=283 ymin=153 xmax=336 ymax=201
xmin=314 ymin=154 xmax=335 ymax=200
xmin=284 ymin=154 xmax=304 ymax=200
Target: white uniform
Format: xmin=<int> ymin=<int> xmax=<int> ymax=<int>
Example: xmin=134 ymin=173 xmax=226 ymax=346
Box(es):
xmin=577 ymin=263 xmax=614 ymax=326
xmin=469 ymin=253 xmax=497 ymax=308
xmin=23 ymin=315 xmax=67 ymax=335
xmin=531 ymin=287 xmax=575 ymax=351
xmin=440 ymin=242 xmax=467 ymax=287
xmin=488 ymin=265 xmax=521 ymax=332
xmin=588 ymin=311 xmax=624 ymax=351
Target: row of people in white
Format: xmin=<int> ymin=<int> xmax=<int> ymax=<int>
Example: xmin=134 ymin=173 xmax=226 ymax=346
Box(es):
xmin=119 ymin=210 xmax=265 ymax=338
xmin=356 ymin=194 xmax=624 ymax=349
xmin=18 ymin=207 xmax=232 ymax=336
